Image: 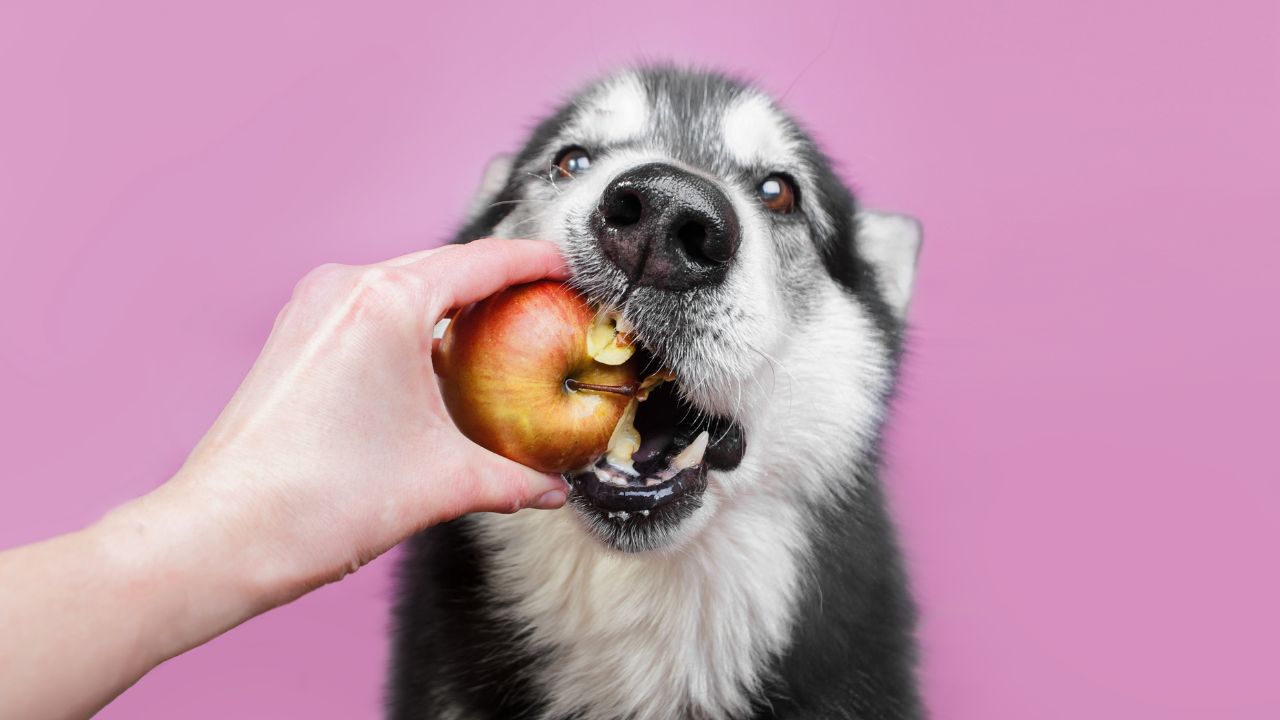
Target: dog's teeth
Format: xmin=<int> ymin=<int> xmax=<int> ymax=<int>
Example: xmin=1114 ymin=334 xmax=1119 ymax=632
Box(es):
xmin=604 ymin=400 xmax=641 ymax=474
xmin=593 ymin=466 xmax=629 ymax=487
xmin=669 ymin=430 xmax=709 ymax=472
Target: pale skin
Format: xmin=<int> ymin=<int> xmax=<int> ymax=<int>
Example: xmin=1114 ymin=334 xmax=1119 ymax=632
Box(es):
xmin=0 ymin=239 xmax=571 ymax=720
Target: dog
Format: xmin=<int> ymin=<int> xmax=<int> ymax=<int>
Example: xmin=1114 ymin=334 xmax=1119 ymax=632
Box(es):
xmin=389 ymin=66 xmax=924 ymax=720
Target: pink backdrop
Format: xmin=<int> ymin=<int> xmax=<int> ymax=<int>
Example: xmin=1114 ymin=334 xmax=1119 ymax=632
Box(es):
xmin=2 ymin=1 xmax=1278 ymax=718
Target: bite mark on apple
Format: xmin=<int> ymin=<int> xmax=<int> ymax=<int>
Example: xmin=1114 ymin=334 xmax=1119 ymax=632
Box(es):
xmin=586 ymin=311 xmax=637 ymax=366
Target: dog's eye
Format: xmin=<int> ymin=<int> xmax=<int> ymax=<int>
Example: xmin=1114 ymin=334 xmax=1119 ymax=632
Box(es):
xmin=555 ymin=147 xmax=591 ymax=178
xmin=758 ymin=174 xmax=797 ymax=214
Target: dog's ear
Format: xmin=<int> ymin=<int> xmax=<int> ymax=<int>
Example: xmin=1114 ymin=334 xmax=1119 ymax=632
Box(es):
xmin=856 ymin=210 xmax=923 ymax=319
xmin=465 ymin=154 xmax=514 ymax=220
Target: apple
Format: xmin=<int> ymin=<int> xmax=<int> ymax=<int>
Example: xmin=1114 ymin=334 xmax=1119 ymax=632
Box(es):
xmin=434 ymin=280 xmax=642 ymax=473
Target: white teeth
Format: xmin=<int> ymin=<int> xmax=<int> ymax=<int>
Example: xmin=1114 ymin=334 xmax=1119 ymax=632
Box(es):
xmin=669 ymin=430 xmax=709 ymax=473
xmin=593 ymin=466 xmax=630 ymax=487
xmin=604 ymin=400 xmax=641 ymax=475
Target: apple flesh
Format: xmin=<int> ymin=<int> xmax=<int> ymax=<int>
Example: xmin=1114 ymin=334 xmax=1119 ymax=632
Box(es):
xmin=434 ymin=280 xmax=640 ymax=473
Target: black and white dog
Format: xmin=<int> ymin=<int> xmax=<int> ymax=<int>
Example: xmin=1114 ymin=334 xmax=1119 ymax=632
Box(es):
xmin=390 ymin=67 xmax=923 ymax=720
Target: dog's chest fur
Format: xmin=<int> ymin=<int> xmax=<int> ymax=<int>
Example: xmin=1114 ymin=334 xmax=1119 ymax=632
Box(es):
xmin=473 ymin=494 xmax=809 ymax=720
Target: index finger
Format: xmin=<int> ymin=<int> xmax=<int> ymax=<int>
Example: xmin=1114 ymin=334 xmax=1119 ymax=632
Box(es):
xmin=402 ymin=238 xmax=570 ymax=315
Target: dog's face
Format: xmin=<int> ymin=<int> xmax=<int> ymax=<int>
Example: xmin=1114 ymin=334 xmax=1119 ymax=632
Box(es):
xmin=463 ymin=68 xmax=920 ymax=552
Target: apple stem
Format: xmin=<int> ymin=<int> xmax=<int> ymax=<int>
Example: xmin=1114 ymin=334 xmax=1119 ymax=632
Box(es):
xmin=564 ymin=379 xmax=637 ymax=397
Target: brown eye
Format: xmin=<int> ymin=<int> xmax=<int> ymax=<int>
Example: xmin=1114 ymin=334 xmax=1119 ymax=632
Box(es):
xmin=758 ymin=174 xmax=797 ymax=213
xmin=555 ymin=147 xmax=591 ymax=178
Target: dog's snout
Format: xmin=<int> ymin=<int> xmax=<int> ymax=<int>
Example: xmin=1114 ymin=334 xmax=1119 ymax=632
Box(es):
xmin=592 ymin=163 xmax=740 ymax=291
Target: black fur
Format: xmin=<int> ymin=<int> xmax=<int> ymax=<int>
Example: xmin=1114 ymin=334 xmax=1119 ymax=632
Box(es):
xmin=751 ymin=476 xmax=920 ymax=719
xmin=389 ymin=67 xmax=920 ymax=719
xmin=388 ymin=520 xmax=551 ymax=720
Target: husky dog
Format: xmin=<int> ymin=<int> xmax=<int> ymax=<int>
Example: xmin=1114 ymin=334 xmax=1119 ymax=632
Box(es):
xmin=389 ymin=67 xmax=924 ymax=720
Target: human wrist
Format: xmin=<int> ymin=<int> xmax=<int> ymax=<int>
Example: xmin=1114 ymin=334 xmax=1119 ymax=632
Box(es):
xmin=92 ymin=467 xmax=295 ymax=667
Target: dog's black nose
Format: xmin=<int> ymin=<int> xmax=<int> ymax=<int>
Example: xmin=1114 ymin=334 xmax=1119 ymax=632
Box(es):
xmin=591 ymin=163 xmax=740 ymax=291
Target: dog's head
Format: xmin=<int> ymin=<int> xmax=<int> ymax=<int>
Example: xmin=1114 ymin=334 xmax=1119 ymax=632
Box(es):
xmin=460 ymin=68 xmax=921 ymax=552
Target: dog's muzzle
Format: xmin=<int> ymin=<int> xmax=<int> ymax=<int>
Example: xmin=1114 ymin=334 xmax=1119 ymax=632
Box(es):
xmin=590 ymin=162 xmax=740 ymax=291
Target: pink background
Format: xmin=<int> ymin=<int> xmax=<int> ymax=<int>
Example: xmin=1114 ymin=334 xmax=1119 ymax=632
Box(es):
xmin=2 ymin=1 xmax=1278 ymax=718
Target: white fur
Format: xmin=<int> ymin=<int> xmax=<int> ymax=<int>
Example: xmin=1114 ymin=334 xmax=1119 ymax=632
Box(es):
xmin=857 ymin=211 xmax=923 ymax=318
xmin=474 ymin=494 xmax=804 ymax=720
xmin=569 ymin=74 xmax=651 ymax=146
xmin=720 ymin=92 xmax=794 ymax=167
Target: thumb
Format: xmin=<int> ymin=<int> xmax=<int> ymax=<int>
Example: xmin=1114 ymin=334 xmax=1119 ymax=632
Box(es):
xmin=447 ymin=443 xmax=569 ymax=518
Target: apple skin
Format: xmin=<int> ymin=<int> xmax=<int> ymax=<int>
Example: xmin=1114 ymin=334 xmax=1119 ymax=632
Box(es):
xmin=434 ymin=280 xmax=638 ymax=473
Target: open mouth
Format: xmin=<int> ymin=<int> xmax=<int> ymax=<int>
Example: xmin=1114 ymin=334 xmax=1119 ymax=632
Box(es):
xmin=565 ymin=347 xmax=746 ymax=518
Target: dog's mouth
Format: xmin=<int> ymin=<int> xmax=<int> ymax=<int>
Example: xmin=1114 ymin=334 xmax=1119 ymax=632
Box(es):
xmin=565 ymin=347 xmax=746 ymax=517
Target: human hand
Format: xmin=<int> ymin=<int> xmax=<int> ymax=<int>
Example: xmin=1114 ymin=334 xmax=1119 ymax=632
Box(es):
xmin=111 ymin=239 xmax=570 ymax=623
xmin=0 ymin=239 xmax=573 ymax=720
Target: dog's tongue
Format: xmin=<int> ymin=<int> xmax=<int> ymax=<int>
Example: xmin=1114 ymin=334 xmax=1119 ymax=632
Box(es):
xmin=632 ymin=428 xmax=675 ymax=468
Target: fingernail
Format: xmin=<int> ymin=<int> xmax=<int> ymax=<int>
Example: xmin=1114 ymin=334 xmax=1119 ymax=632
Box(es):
xmin=531 ymin=489 xmax=567 ymax=510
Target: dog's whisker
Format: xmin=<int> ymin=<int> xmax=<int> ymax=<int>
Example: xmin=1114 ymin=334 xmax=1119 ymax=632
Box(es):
xmin=522 ymin=170 xmax=562 ymax=195
xmin=482 ymin=198 xmax=526 ymax=211
xmin=544 ymin=160 xmax=575 ymax=182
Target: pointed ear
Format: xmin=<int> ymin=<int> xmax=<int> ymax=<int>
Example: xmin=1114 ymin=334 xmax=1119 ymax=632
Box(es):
xmin=465 ymin=154 xmax=514 ymax=221
xmin=856 ymin=210 xmax=923 ymax=319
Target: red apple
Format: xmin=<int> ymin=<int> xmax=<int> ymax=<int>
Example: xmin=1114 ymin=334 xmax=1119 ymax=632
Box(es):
xmin=434 ymin=280 xmax=640 ymax=473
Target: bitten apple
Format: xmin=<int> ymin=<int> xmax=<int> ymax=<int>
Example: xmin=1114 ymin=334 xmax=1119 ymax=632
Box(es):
xmin=434 ymin=280 xmax=639 ymax=473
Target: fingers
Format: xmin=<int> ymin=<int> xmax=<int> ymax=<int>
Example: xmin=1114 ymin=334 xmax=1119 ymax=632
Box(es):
xmin=379 ymin=247 xmax=446 ymax=268
xmin=397 ymin=239 xmax=570 ymax=316
xmin=443 ymin=442 xmax=568 ymax=519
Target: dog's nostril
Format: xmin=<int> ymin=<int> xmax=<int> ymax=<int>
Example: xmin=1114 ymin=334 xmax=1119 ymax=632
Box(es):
xmin=675 ymin=219 xmax=713 ymax=264
xmin=604 ymin=191 xmax=643 ymax=229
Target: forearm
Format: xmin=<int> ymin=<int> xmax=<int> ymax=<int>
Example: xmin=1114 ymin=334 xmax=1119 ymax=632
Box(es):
xmin=0 ymin=472 xmax=291 ymax=720
xmin=0 ymin=239 xmax=568 ymax=718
